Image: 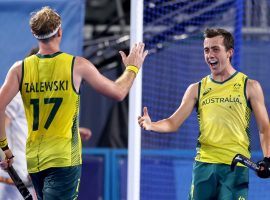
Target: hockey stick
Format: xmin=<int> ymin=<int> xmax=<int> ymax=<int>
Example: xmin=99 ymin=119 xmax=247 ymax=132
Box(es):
xmin=0 ymin=149 xmax=33 ymax=200
xmin=231 ymin=153 xmax=259 ymax=172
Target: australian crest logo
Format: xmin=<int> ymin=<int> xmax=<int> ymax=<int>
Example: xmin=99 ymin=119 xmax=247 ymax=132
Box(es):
xmin=233 ymin=83 xmax=241 ymax=90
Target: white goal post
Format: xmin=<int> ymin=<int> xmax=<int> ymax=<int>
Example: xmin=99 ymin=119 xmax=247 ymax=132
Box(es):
xmin=127 ymin=0 xmax=143 ymax=200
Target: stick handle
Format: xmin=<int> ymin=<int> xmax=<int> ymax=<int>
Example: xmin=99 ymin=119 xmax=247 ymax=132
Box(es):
xmin=7 ymin=166 xmax=33 ymax=200
xmin=241 ymin=157 xmax=259 ymax=171
xmin=0 ymin=149 xmax=33 ymax=200
xmin=234 ymin=154 xmax=259 ymax=171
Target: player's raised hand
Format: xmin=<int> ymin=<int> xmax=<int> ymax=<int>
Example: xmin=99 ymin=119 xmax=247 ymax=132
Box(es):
xmin=119 ymin=42 xmax=148 ymax=70
xmin=138 ymin=107 xmax=152 ymax=131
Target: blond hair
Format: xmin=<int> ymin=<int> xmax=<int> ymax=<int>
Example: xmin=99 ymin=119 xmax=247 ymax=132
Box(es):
xmin=30 ymin=6 xmax=61 ymax=39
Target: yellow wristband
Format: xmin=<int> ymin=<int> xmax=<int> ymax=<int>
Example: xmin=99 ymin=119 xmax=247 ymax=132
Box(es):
xmin=0 ymin=138 xmax=8 ymax=148
xmin=126 ymin=65 xmax=139 ymax=75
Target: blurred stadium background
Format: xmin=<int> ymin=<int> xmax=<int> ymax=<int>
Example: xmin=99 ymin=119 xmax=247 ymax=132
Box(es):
xmin=1 ymin=0 xmax=270 ymax=199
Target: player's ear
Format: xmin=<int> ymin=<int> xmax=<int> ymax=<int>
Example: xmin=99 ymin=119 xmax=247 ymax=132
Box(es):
xmin=227 ymin=48 xmax=233 ymax=59
xmin=58 ymin=27 xmax=62 ymax=37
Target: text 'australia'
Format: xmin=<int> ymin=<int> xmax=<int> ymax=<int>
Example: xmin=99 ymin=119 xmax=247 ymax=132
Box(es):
xmin=24 ymin=80 xmax=69 ymax=93
xmin=202 ymin=95 xmax=242 ymax=106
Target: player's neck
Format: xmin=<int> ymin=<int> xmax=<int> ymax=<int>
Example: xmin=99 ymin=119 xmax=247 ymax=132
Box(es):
xmin=38 ymin=41 xmax=60 ymax=55
xmin=211 ymin=65 xmax=236 ymax=82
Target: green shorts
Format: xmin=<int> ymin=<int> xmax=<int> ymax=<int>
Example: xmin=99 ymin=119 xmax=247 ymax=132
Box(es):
xmin=30 ymin=165 xmax=81 ymax=200
xmin=188 ymin=161 xmax=249 ymax=200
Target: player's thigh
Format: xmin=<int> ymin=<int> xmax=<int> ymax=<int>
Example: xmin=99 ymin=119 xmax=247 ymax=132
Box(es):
xmin=189 ymin=161 xmax=218 ymax=200
xmin=43 ymin=165 xmax=81 ymax=200
xmin=218 ymin=165 xmax=248 ymax=200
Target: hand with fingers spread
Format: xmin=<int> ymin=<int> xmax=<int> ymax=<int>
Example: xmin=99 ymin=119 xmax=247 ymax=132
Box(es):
xmin=138 ymin=107 xmax=152 ymax=131
xmin=119 ymin=42 xmax=148 ymax=72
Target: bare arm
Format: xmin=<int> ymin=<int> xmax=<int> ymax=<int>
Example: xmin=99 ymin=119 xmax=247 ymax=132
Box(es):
xmin=5 ymin=115 xmax=11 ymax=128
xmin=73 ymin=42 xmax=148 ymax=101
xmin=247 ymin=79 xmax=270 ymax=157
xmin=138 ymin=83 xmax=199 ymax=133
xmin=0 ymin=61 xmax=22 ymax=164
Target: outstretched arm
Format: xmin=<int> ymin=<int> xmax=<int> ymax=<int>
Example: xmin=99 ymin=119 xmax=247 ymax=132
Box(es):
xmin=138 ymin=83 xmax=199 ymax=133
xmin=247 ymin=79 xmax=270 ymax=157
xmin=74 ymin=42 xmax=148 ymax=101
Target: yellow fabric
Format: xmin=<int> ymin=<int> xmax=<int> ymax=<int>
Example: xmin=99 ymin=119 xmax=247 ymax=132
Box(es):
xmin=0 ymin=138 xmax=8 ymax=148
xmin=196 ymin=72 xmax=251 ymax=165
xmin=21 ymin=52 xmax=81 ymax=173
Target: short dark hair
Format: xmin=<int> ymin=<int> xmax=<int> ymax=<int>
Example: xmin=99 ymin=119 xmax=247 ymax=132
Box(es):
xmin=203 ymin=28 xmax=234 ymax=51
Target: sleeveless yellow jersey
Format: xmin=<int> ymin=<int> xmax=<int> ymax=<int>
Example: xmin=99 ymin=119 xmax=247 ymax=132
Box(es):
xmin=196 ymin=72 xmax=251 ymax=165
xmin=20 ymin=52 xmax=81 ymax=173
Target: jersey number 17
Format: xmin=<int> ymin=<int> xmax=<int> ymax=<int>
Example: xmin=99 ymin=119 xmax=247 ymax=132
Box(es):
xmin=30 ymin=97 xmax=63 ymax=131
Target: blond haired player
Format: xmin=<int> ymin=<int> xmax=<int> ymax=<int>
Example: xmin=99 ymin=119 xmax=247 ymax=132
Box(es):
xmin=0 ymin=6 xmax=147 ymax=199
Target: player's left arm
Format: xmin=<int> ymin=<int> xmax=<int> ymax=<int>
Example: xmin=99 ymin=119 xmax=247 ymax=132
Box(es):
xmin=247 ymin=79 xmax=270 ymax=157
xmin=247 ymin=79 xmax=270 ymax=178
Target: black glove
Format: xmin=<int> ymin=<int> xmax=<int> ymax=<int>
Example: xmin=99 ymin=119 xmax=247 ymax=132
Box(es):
xmin=256 ymin=157 xmax=270 ymax=178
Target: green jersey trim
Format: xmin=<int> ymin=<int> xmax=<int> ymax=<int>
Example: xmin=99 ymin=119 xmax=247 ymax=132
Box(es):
xmin=209 ymin=71 xmax=238 ymax=84
xmin=36 ymin=51 xmax=63 ymax=58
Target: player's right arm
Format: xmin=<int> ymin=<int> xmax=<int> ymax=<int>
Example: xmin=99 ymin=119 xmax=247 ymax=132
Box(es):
xmin=0 ymin=61 xmax=22 ymax=167
xmin=73 ymin=42 xmax=148 ymax=101
xmin=138 ymin=83 xmax=199 ymax=133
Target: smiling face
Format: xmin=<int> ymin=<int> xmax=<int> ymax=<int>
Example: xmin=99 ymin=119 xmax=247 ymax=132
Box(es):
xmin=203 ymin=35 xmax=233 ymax=76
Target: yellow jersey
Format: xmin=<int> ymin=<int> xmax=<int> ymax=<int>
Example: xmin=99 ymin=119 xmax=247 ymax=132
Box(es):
xmin=20 ymin=52 xmax=81 ymax=173
xmin=196 ymin=72 xmax=251 ymax=165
